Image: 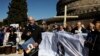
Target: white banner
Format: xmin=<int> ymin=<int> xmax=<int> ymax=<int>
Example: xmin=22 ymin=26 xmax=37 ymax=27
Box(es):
xmin=39 ymin=31 xmax=88 ymax=56
xmin=38 ymin=32 xmax=58 ymax=56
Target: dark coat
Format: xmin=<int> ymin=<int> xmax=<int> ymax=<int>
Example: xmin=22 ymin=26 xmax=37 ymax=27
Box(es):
xmin=22 ymin=24 xmax=42 ymax=56
xmin=92 ymin=31 xmax=100 ymax=56
xmin=22 ymin=24 xmax=42 ymax=44
xmin=85 ymin=30 xmax=100 ymax=56
xmin=0 ymin=32 xmax=4 ymax=46
xmin=8 ymin=32 xmax=17 ymax=45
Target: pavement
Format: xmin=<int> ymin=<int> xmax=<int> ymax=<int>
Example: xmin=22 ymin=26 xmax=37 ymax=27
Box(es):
xmin=0 ymin=51 xmax=24 ymax=56
xmin=0 ymin=53 xmax=23 ymax=56
xmin=0 ymin=46 xmax=24 ymax=56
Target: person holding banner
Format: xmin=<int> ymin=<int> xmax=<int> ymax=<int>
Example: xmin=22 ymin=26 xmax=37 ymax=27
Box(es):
xmin=22 ymin=16 xmax=42 ymax=56
xmin=71 ymin=21 xmax=87 ymax=34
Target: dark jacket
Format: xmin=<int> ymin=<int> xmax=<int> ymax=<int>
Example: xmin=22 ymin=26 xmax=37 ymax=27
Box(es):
xmin=8 ymin=32 xmax=17 ymax=45
xmin=92 ymin=30 xmax=100 ymax=50
xmin=22 ymin=24 xmax=42 ymax=44
xmin=0 ymin=32 xmax=4 ymax=46
xmin=85 ymin=30 xmax=100 ymax=56
xmin=22 ymin=24 xmax=42 ymax=56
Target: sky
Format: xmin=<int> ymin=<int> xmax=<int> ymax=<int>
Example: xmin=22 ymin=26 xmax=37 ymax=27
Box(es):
xmin=0 ymin=0 xmax=57 ymax=21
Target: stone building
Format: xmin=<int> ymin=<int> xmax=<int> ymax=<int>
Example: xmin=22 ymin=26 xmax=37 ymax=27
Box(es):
xmin=37 ymin=0 xmax=100 ymax=25
xmin=56 ymin=0 xmax=100 ymax=25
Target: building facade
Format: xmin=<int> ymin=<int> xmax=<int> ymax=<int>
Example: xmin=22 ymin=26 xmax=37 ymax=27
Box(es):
xmin=57 ymin=0 xmax=100 ymax=25
xmin=37 ymin=0 xmax=100 ymax=25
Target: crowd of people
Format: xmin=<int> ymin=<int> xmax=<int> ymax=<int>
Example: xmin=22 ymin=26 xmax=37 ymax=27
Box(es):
xmin=0 ymin=16 xmax=99 ymax=56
